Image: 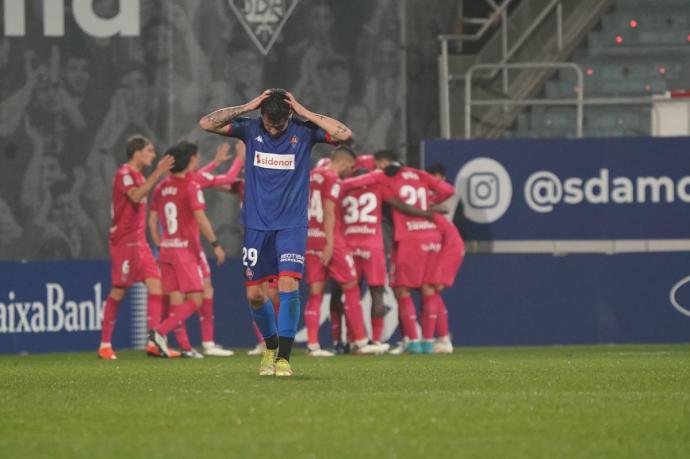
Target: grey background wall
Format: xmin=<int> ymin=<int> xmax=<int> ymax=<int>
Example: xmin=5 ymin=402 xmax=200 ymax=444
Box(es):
xmin=0 ymin=0 xmax=456 ymax=261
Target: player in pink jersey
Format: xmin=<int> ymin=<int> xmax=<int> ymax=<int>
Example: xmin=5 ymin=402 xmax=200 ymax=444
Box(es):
xmin=339 ymin=165 xmax=392 ymax=347
xmin=426 ymin=164 xmax=464 ymax=354
xmin=342 ymin=150 xmax=454 ymax=354
xmin=147 ymin=142 xmax=226 ymax=358
xmin=305 ymin=146 xmax=387 ymax=355
xmin=151 ymin=142 xmax=244 ymax=357
xmin=98 ymin=135 xmax=175 ymax=360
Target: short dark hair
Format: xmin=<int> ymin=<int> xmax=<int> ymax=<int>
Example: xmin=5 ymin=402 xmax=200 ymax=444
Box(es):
xmin=426 ymin=163 xmax=447 ymax=177
xmin=331 ymin=145 xmax=357 ymax=161
xmin=373 ymin=149 xmax=398 ymax=162
xmin=167 ymin=141 xmax=198 ymax=173
xmin=125 ymin=135 xmax=152 ymax=159
xmin=260 ymin=88 xmax=290 ymax=123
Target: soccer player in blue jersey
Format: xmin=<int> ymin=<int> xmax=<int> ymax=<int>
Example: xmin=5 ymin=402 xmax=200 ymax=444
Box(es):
xmin=199 ymin=89 xmax=352 ymax=376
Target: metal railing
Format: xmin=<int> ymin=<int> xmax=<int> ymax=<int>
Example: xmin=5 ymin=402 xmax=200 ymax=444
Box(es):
xmin=464 ymin=62 xmax=655 ymax=139
xmin=439 ymin=0 xmax=564 ymax=138
xmin=465 ymin=62 xmax=584 ymax=138
xmin=439 ymin=0 xmax=515 ymax=139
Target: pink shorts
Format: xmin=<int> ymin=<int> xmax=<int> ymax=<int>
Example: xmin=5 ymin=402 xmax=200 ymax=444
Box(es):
xmin=159 ymin=251 xmax=204 ymax=293
xmin=351 ymin=246 xmax=387 ymax=286
xmin=390 ymin=238 xmax=442 ymax=288
xmin=305 ymin=245 xmax=358 ymax=285
xmin=110 ymin=243 xmax=160 ymax=288
xmin=431 ymin=242 xmax=464 ymax=287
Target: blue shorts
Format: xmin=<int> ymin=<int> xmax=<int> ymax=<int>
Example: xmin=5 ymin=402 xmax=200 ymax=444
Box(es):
xmin=242 ymin=227 xmax=307 ymax=285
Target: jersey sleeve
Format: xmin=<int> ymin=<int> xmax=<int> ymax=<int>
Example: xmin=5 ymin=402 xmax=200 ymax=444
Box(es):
xmin=303 ymin=120 xmax=338 ymax=145
xmin=195 ymin=171 xmax=216 ymax=189
xmin=422 ymin=171 xmax=455 ymax=204
xmin=188 ymin=181 xmax=206 ymax=211
xmin=224 ymin=117 xmax=252 ymax=141
xmin=114 ymin=169 xmax=138 ymax=197
xmin=198 ymin=161 xmax=219 ymax=175
xmin=210 ymin=155 xmax=244 ymax=187
xmin=341 ymin=170 xmax=382 ymax=192
xmin=378 ymin=183 xmax=394 ymax=201
xmin=324 ymin=176 xmax=342 ymax=204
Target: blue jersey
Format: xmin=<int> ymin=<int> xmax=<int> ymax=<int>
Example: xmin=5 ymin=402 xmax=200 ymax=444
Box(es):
xmin=225 ymin=117 xmax=332 ymax=230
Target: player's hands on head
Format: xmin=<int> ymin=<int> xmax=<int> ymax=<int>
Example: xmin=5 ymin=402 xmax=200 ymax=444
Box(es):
xmin=156 ymin=154 xmax=175 ymax=176
xmin=284 ymin=91 xmax=308 ymax=118
xmin=246 ymin=89 xmax=272 ymax=111
xmin=213 ymin=143 xmax=231 ymax=165
xmin=214 ymin=246 xmax=226 ymax=265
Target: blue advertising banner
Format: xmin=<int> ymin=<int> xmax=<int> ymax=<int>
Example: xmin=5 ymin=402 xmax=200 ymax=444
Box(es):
xmin=0 ymin=259 xmax=390 ymax=354
xmin=423 ymin=137 xmax=690 ymax=242
xmin=0 ymin=261 xmax=119 ymax=353
xmin=446 ymin=253 xmax=690 ymax=346
xmin=2 ymin=254 xmax=689 ymax=353
xmin=0 ymin=260 xmax=259 ymax=354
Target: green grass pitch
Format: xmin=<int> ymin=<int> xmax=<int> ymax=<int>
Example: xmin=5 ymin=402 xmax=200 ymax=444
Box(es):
xmin=1 ymin=344 xmax=689 ymax=458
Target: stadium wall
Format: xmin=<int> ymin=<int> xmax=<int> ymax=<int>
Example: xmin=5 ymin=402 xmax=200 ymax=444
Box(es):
xmin=421 ymin=136 xmax=690 ymax=347
xmin=3 ymin=253 xmax=690 ymax=353
xmin=0 ymin=0 xmax=411 ymax=262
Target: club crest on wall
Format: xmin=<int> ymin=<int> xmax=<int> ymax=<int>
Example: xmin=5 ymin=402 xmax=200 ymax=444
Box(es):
xmin=229 ymin=0 xmax=299 ymax=55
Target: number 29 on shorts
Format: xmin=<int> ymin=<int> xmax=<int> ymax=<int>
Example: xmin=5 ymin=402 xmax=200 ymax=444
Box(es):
xmin=242 ymin=247 xmax=258 ymax=267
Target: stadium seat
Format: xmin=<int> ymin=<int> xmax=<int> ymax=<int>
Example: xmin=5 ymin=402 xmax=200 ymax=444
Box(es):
xmin=509 ymin=0 xmax=690 ymax=139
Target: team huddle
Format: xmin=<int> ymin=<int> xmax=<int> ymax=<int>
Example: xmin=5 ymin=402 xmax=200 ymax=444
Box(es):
xmin=97 ymin=89 xmax=464 ymax=376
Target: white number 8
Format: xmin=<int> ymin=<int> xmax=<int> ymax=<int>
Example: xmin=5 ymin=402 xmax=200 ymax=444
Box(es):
xmin=242 ymin=247 xmax=258 ymax=267
xmin=164 ymin=202 xmax=178 ymax=235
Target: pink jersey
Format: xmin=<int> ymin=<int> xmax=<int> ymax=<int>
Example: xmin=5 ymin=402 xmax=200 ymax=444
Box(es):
xmin=434 ymin=213 xmax=463 ymax=248
xmin=193 ymin=156 xmax=244 ymax=189
xmin=151 ymin=175 xmax=206 ymax=263
xmin=343 ymin=167 xmax=454 ymax=241
xmin=109 ymin=164 xmax=147 ymax=247
xmin=340 ymin=182 xmax=391 ymax=251
xmin=307 ymin=167 xmax=346 ymax=251
xmin=355 ymin=154 xmax=376 ymax=171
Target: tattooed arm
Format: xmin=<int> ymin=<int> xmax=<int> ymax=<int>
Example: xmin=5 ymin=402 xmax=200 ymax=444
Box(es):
xmin=285 ymin=92 xmax=353 ymax=142
xmin=199 ymin=90 xmax=270 ymax=135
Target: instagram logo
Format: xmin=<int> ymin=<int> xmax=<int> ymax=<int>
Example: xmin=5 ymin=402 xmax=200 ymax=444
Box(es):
xmin=455 ymin=158 xmax=512 ymax=224
xmin=468 ymin=172 xmax=500 ymax=209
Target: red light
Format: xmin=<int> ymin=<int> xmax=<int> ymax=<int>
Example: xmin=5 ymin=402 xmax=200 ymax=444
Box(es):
xmin=658 ymin=66 xmax=667 ymax=75
xmin=615 ymin=35 xmax=624 ymax=44
xmin=586 ymin=68 xmax=594 ymax=76
xmin=629 ymin=19 xmax=638 ymax=28
xmin=687 ymin=34 xmax=690 ymax=42
xmin=644 ymin=84 xmax=652 ymax=92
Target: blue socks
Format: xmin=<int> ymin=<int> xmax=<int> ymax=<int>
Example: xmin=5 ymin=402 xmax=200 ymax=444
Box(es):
xmin=251 ymin=299 xmax=277 ymax=339
xmin=278 ymin=290 xmax=301 ymax=338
